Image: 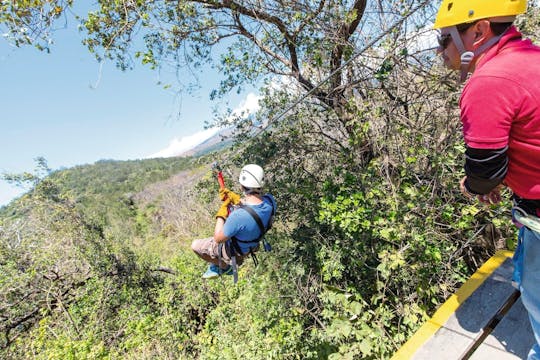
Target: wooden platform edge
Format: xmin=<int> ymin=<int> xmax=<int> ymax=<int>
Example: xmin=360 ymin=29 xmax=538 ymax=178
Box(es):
xmin=391 ymin=250 xmax=514 ymax=360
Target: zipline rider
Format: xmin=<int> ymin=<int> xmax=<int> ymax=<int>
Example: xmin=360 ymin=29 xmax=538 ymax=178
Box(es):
xmin=191 ymin=164 xmax=277 ymax=280
xmin=433 ymin=0 xmax=540 ymax=358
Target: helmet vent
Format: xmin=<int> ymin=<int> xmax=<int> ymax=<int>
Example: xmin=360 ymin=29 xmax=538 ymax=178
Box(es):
xmin=468 ymin=10 xmax=474 ymax=17
xmin=447 ymin=2 xmax=453 ymax=11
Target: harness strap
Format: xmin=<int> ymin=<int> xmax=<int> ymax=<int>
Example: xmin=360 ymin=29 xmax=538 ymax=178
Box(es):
xmin=513 ymin=207 xmax=540 ymax=233
xmin=231 ymin=250 xmax=238 ymax=283
xmin=229 ymin=236 xmax=259 ymax=272
xmin=223 ymin=199 xmax=276 ymax=284
xmin=218 ymin=240 xmax=240 ymax=283
xmin=249 ymin=248 xmax=259 ymax=267
xmin=218 ymin=242 xmax=223 ymax=269
xmin=217 ymin=242 xmax=230 ymax=275
xmin=230 ymin=240 xmax=242 ymax=283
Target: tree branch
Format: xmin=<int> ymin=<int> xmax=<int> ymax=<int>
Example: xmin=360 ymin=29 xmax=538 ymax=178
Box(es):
xmin=197 ymin=0 xmax=331 ymax=103
xmin=330 ymin=0 xmax=367 ymax=98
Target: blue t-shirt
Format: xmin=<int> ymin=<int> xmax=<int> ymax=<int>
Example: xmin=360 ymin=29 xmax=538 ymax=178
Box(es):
xmin=223 ymin=194 xmax=276 ymax=254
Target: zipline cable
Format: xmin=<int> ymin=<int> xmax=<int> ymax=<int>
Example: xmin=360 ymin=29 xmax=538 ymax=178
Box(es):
xmin=216 ymin=0 xmax=434 ymax=167
xmin=257 ymin=0 xmax=433 ymax=132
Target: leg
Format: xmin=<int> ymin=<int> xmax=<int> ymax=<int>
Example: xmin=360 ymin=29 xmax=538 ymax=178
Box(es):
xmin=516 ymin=228 xmax=540 ymax=359
xmin=191 ymin=237 xmax=230 ymax=268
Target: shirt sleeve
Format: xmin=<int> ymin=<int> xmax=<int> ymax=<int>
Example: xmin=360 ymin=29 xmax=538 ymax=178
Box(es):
xmin=222 ymin=209 xmax=246 ymax=239
xmin=460 ymin=75 xmax=522 ymax=149
xmin=464 ymin=146 xmax=508 ymax=194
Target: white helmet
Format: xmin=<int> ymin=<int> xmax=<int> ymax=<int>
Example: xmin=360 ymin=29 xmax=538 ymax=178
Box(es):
xmin=239 ymin=164 xmax=264 ymax=189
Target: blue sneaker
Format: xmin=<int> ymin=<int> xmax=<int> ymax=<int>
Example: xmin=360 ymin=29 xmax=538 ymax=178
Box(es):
xmin=202 ymin=264 xmax=233 ymax=279
xmin=222 ymin=265 xmax=233 ymax=276
xmin=202 ymin=264 xmax=220 ymax=279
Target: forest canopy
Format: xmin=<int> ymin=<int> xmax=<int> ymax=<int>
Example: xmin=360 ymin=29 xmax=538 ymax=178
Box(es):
xmin=2 ymin=1 xmax=540 ymax=359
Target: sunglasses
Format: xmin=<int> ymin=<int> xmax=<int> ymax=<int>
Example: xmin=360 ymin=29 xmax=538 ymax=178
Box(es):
xmin=437 ymin=21 xmax=478 ymax=50
xmin=437 ymin=33 xmax=452 ymax=50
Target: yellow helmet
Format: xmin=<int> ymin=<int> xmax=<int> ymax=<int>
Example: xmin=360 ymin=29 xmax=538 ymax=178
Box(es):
xmin=433 ymin=0 xmax=527 ymax=29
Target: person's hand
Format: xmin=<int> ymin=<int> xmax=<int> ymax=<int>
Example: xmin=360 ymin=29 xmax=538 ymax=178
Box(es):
xmin=215 ymin=198 xmax=232 ymax=220
xmin=459 ymin=176 xmax=475 ymax=199
xmin=477 ymin=185 xmax=503 ymax=205
xmin=219 ymin=188 xmax=241 ymax=205
xmin=460 ymin=176 xmax=503 ymax=205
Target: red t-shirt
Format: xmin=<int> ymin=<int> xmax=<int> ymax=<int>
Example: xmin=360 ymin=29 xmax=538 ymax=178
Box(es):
xmin=460 ymin=26 xmax=540 ymax=199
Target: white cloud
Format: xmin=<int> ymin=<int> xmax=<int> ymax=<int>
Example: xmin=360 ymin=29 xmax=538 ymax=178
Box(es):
xmin=229 ymin=92 xmax=261 ymax=119
xmin=0 ymin=183 xmax=25 ymax=207
xmin=148 ymin=127 xmax=220 ymax=158
xmin=149 ymin=92 xmax=262 ymax=158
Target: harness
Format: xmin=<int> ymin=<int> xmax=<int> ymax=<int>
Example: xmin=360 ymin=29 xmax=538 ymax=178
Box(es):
xmin=218 ymin=197 xmax=275 ymax=283
xmin=512 ymin=196 xmax=540 ymax=233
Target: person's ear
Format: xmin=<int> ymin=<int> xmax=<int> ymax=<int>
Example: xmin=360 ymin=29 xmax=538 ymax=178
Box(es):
xmin=473 ymin=20 xmax=492 ymax=42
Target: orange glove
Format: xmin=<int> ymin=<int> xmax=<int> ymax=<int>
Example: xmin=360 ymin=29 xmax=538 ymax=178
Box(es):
xmin=219 ymin=188 xmax=241 ymax=205
xmin=215 ymin=198 xmax=232 ymax=220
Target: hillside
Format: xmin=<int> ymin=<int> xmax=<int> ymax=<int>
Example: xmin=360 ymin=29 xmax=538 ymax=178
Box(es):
xmin=0 ymin=141 xmax=516 ymax=359
xmin=3 ymin=2 xmax=538 ymax=358
xmin=0 ymin=155 xmax=216 ymax=357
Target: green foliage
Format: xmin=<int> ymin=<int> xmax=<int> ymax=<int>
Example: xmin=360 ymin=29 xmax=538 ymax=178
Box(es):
xmin=0 ymin=0 xmax=73 ymax=50
xmin=196 ymin=271 xmax=310 ymax=359
xmin=2 ymin=156 xmax=51 ymax=190
xmin=4 ymin=2 xmax=539 ymax=359
xmin=516 ymin=4 xmax=540 ymax=43
xmin=0 ymin=140 xmax=517 ymax=360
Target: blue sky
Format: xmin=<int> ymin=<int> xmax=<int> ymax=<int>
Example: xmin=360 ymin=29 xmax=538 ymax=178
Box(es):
xmin=0 ymin=15 xmax=259 ymax=206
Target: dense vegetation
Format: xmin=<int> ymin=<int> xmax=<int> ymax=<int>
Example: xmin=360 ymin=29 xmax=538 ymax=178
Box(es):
xmin=3 ymin=1 xmax=540 ymax=359
xmin=0 ymin=135 xmax=515 ymax=359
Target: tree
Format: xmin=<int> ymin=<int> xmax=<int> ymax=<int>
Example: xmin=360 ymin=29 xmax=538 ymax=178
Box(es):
xmin=4 ymin=0 xmax=540 ymax=354
xmin=1 ymin=1 xmax=436 ymax=138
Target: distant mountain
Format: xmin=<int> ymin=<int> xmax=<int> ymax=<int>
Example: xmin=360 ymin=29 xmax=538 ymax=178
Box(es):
xmin=178 ymin=127 xmax=234 ymax=157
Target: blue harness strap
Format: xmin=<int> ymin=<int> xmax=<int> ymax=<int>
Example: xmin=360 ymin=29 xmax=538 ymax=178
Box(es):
xmin=225 ymin=202 xmax=275 ymax=284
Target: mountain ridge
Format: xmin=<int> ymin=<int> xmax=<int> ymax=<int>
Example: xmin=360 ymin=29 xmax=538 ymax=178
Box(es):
xmin=177 ymin=127 xmax=234 ymax=157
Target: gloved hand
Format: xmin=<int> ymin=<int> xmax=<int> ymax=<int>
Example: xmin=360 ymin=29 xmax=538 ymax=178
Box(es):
xmin=215 ymin=198 xmax=232 ymax=220
xmin=219 ymin=188 xmax=241 ymax=205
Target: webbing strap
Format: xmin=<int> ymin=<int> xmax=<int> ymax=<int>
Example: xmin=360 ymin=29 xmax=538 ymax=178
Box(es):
xmin=250 ymin=249 xmax=259 ymax=267
xmin=228 ymin=240 xmax=242 ymax=284
xmin=231 ymin=253 xmax=238 ymax=283
xmin=513 ymin=208 xmax=540 ymax=233
xmin=218 ymin=241 xmax=240 ymax=283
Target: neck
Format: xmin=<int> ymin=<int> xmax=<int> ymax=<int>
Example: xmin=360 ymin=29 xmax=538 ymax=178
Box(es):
xmin=243 ymin=192 xmax=263 ymax=205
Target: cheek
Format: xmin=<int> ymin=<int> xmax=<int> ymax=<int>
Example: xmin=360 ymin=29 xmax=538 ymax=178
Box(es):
xmin=446 ymin=44 xmax=458 ymax=57
xmin=446 ymin=45 xmax=461 ymax=63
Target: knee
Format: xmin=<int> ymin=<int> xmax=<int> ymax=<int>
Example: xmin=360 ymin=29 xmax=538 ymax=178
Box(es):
xmin=191 ymin=239 xmax=200 ymax=253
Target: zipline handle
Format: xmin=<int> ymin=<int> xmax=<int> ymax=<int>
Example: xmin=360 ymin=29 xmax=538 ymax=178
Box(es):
xmin=212 ymin=161 xmax=226 ymax=189
xmin=217 ymin=172 xmax=225 ymax=189
xmin=212 ymin=161 xmax=233 ymax=215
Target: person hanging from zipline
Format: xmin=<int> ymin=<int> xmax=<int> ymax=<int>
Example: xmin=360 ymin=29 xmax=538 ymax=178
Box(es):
xmin=433 ymin=0 xmax=540 ymax=358
xmin=191 ymin=164 xmax=276 ymax=282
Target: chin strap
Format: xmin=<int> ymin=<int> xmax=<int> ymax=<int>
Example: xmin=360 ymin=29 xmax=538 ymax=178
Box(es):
xmin=449 ymin=26 xmax=507 ymax=83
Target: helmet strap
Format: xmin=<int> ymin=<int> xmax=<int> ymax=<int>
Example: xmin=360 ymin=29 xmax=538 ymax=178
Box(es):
xmin=449 ymin=26 xmax=473 ymax=82
xmin=449 ymin=25 xmax=507 ymax=83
